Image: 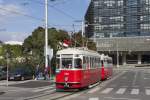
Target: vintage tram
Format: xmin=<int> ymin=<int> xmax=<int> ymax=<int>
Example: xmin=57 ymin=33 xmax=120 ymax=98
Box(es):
xmin=55 ymin=48 xmax=113 ymax=89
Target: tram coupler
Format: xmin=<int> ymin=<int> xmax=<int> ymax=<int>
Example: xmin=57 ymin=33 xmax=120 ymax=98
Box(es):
xmin=64 ymin=82 xmax=69 ymax=88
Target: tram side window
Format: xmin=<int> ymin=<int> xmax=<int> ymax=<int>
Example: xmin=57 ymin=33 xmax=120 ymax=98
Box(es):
xmin=56 ymin=58 xmax=60 ymax=69
xmin=86 ymin=57 xmax=90 ymax=69
xmin=83 ymin=57 xmax=86 ymax=69
xmin=74 ymin=58 xmax=82 ymax=69
xmin=104 ymin=60 xmax=108 ymax=67
xmin=108 ymin=59 xmax=112 ymax=67
xmin=62 ymin=58 xmax=73 ymax=69
xmin=101 ymin=60 xmax=104 ymax=67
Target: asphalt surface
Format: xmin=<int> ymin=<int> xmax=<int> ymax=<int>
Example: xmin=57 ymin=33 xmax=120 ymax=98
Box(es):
xmin=0 ymin=67 xmax=150 ymax=100
xmin=0 ymin=80 xmax=55 ymax=100
xmin=69 ymin=68 xmax=150 ymax=100
xmin=9 ymin=80 xmax=53 ymax=88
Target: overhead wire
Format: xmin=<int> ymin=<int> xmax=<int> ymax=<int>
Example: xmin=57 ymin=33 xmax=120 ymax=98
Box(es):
xmin=30 ymin=0 xmax=77 ymax=20
xmin=19 ymin=0 xmax=79 ymax=30
xmin=0 ymin=6 xmax=44 ymax=22
xmin=0 ymin=0 xmax=80 ymax=32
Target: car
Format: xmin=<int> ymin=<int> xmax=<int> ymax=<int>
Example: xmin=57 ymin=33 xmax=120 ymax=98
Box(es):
xmin=9 ymin=67 xmax=33 ymax=81
xmin=0 ymin=67 xmax=7 ymax=80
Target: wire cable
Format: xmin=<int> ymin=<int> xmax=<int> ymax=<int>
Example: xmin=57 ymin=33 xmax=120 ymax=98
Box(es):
xmin=30 ymin=0 xmax=77 ymax=20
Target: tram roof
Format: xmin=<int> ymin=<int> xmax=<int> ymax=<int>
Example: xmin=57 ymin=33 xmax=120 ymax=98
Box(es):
xmin=57 ymin=47 xmax=100 ymax=57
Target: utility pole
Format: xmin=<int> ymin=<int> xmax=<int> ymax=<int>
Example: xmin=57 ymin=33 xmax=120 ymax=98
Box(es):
xmin=45 ymin=0 xmax=48 ymax=79
xmin=72 ymin=24 xmax=76 ymax=47
xmin=6 ymin=51 xmax=10 ymax=87
xmin=81 ymin=21 xmax=85 ymax=47
xmin=117 ymin=42 xmax=119 ymax=68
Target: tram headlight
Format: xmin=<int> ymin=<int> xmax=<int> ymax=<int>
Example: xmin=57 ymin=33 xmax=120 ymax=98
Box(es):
xmin=64 ymin=76 xmax=68 ymax=81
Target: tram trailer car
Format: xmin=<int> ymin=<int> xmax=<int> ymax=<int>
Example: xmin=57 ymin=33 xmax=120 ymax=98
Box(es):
xmin=100 ymin=55 xmax=113 ymax=80
xmin=55 ymin=48 xmax=113 ymax=90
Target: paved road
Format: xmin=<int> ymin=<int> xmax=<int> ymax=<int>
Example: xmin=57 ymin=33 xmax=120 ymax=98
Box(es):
xmin=0 ymin=67 xmax=150 ymax=100
xmin=0 ymin=80 xmax=55 ymax=100
xmin=69 ymin=68 xmax=150 ymax=100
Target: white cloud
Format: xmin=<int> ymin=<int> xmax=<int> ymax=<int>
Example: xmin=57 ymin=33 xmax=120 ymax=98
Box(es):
xmin=0 ymin=33 xmax=30 ymax=42
xmin=0 ymin=4 xmax=25 ymax=21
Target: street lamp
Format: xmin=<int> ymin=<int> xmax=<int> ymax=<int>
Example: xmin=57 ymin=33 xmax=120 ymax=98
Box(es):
xmin=116 ymin=42 xmax=119 ymax=68
xmin=45 ymin=0 xmax=49 ymax=79
xmin=5 ymin=50 xmax=10 ymax=87
xmin=74 ymin=20 xmax=85 ymax=47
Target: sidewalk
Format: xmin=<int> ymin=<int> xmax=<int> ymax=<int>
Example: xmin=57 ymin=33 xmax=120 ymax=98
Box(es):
xmin=0 ymin=80 xmax=35 ymax=86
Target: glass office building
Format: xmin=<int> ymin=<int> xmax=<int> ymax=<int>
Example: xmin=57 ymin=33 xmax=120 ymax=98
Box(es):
xmin=85 ymin=0 xmax=150 ymax=38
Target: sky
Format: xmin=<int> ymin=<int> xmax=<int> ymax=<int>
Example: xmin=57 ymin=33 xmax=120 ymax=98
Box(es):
xmin=0 ymin=0 xmax=90 ymax=42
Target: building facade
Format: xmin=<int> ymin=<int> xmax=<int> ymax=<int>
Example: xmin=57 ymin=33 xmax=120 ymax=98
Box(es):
xmin=85 ymin=0 xmax=150 ymax=65
xmin=85 ymin=0 xmax=150 ymax=38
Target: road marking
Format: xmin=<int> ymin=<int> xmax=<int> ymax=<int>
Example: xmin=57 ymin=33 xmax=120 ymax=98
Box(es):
xmin=33 ymin=86 xmax=54 ymax=92
xmin=131 ymin=89 xmax=139 ymax=95
xmin=88 ymin=87 xmax=100 ymax=93
xmin=145 ymin=89 xmax=150 ymax=95
xmin=89 ymin=97 xmax=99 ymax=100
xmin=101 ymin=88 xmax=113 ymax=94
xmin=145 ymin=87 xmax=150 ymax=89
xmin=116 ymin=88 xmax=126 ymax=94
xmin=132 ymin=85 xmax=139 ymax=88
xmin=132 ymin=71 xmax=138 ymax=86
xmin=121 ymin=86 xmax=128 ymax=88
xmin=144 ymin=77 xmax=150 ymax=80
xmin=104 ymin=97 xmax=140 ymax=100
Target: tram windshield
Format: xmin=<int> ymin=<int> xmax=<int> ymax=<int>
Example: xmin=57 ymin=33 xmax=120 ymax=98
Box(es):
xmin=62 ymin=58 xmax=73 ymax=69
xmin=74 ymin=58 xmax=82 ymax=69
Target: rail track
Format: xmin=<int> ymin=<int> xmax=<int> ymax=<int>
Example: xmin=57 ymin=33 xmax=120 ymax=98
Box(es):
xmin=24 ymin=70 xmax=121 ymax=100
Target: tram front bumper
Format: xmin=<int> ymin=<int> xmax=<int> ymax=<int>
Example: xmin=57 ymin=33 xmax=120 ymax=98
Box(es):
xmin=56 ymin=82 xmax=81 ymax=89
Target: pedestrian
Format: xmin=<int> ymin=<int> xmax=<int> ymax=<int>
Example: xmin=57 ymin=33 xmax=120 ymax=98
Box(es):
xmin=35 ymin=64 xmax=39 ymax=80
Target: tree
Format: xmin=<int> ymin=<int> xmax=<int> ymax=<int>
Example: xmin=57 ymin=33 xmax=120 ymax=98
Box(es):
xmin=23 ymin=27 xmax=70 ymax=73
xmin=23 ymin=26 xmax=96 ymax=75
xmin=72 ymin=31 xmax=96 ymax=51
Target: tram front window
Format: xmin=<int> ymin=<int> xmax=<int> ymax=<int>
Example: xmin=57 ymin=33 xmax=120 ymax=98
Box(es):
xmin=62 ymin=58 xmax=73 ymax=69
xmin=74 ymin=59 xmax=82 ymax=69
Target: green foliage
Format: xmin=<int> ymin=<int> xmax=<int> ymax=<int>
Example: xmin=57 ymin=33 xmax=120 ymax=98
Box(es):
xmin=23 ymin=27 xmax=96 ymax=75
xmin=23 ymin=27 xmax=70 ymax=71
xmin=72 ymin=31 xmax=96 ymax=51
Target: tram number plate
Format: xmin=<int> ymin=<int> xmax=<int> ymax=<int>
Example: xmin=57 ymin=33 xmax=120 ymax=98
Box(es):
xmin=64 ymin=73 xmax=69 ymax=75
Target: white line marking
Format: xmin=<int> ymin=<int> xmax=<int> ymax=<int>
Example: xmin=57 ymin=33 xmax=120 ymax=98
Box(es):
xmin=145 ymin=89 xmax=150 ymax=95
xmin=132 ymin=85 xmax=139 ymax=88
xmin=88 ymin=87 xmax=100 ymax=93
xmin=33 ymin=86 xmax=54 ymax=92
xmin=105 ymin=97 xmax=140 ymax=100
xmin=132 ymin=71 xmax=138 ymax=86
xmin=116 ymin=88 xmax=126 ymax=94
xmin=89 ymin=97 xmax=99 ymax=100
xmin=144 ymin=77 xmax=150 ymax=79
xmin=131 ymin=89 xmax=139 ymax=95
xmin=121 ymin=86 xmax=128 ymax=88
xmin=145 ymin=87 xmax=150 ymax=89
xmin=101 ymin=88 xmax=113 ymax=94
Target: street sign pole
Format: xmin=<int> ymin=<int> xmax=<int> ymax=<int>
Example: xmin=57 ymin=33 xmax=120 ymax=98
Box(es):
xmin=6 ymin=52 xmax=9 ymax=87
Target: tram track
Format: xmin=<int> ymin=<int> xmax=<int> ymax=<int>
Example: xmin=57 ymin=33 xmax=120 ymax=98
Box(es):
xmin=24 ymin=71 xmax=123 ymax=100
xmin=24 ymin=81 xmax=101 ymax=100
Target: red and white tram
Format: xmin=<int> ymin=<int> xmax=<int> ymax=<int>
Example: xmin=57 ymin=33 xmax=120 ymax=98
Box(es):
xmin=100 ymin=54 xmax=113 ymax=80
xmin=55 ymin=48 xmax=113 ymax=89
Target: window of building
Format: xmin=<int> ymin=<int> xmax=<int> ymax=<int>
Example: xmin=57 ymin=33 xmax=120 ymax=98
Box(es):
xmin=118 ymin=0 xmax=123 ymax=6
xmin=94 ymin=1 xmax=99 ymax=7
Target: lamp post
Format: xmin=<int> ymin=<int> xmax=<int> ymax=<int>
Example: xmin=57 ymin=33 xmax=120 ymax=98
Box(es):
xmin=74 ymin=20 xmax=85 ymax=47
xmin=45 ymin=0 xmax=48 ymax=79
xmin=116 ymin=42 xmax=119 ymax=68
xmin=6 ymin=51 xmax=10 ymax=87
